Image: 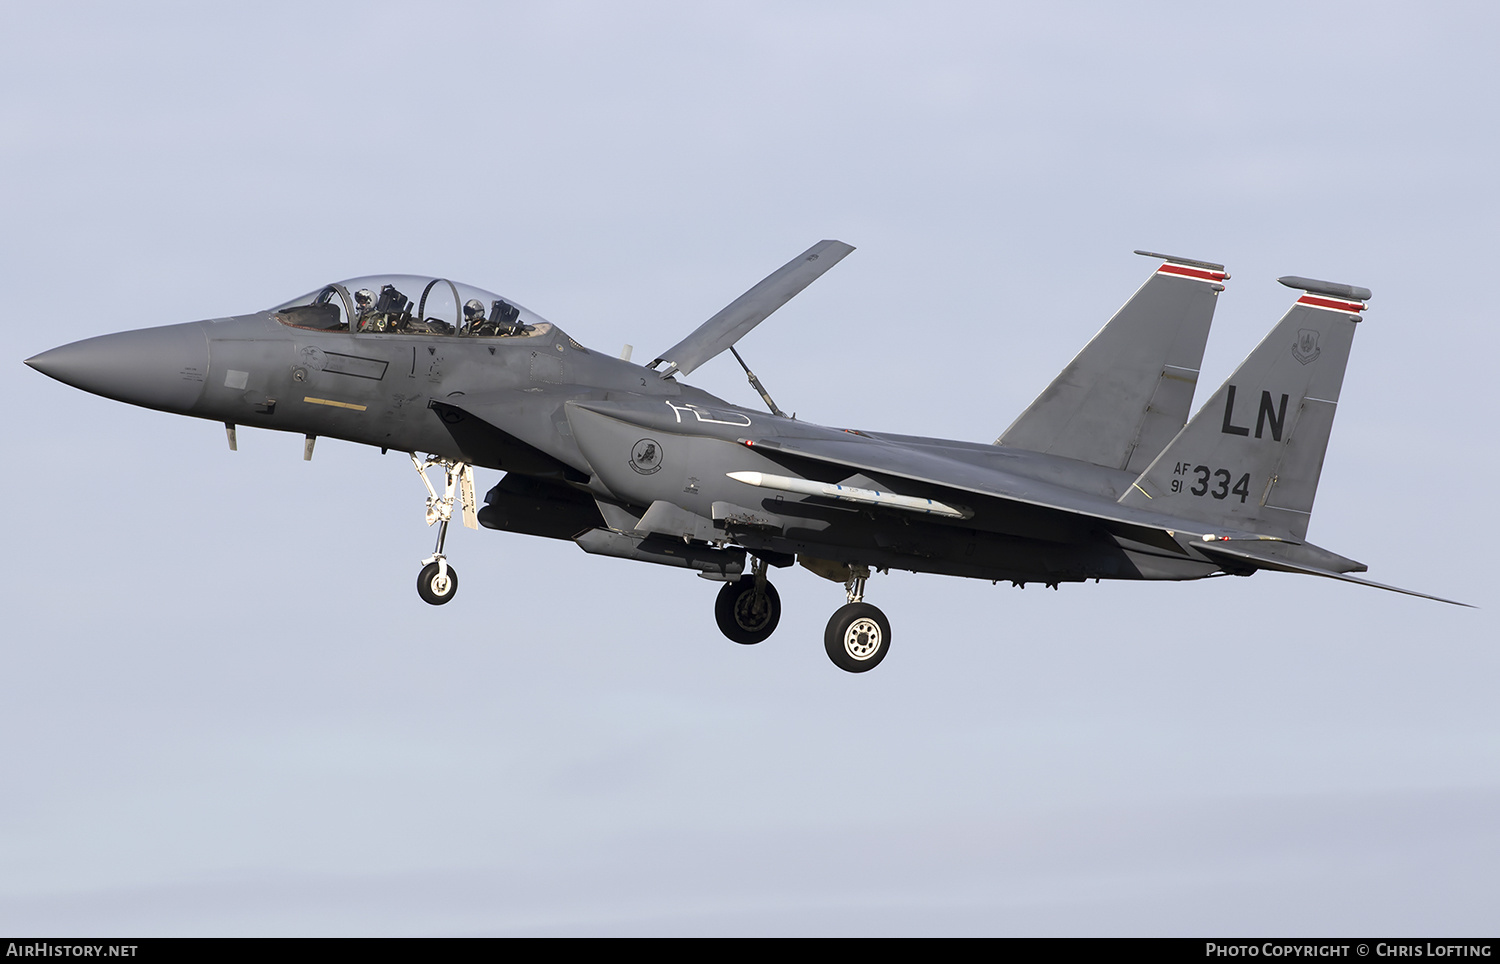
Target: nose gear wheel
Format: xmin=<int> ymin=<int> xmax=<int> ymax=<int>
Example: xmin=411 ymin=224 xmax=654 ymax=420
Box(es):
xmin=417 ymin=561 xmax=459 ymax=605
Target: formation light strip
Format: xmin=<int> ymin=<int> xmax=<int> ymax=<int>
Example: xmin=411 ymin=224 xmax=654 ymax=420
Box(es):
xmin=302 ymin=396 xmax=368 ymax=411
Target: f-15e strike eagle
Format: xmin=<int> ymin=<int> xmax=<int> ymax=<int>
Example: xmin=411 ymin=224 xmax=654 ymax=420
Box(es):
xmin=25 ymin=243 xmax=1463 ymax=673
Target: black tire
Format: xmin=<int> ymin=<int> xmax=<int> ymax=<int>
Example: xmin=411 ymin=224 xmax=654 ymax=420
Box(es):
xmin=417 ymin=561 xmax=458 ymax=606
xmin=824 ymin=602 xmax=891 ymax=673
xmin=714 ymin=577 xmax=781 ymax=645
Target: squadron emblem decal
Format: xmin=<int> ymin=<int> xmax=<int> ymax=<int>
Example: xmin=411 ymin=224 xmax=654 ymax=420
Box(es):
xmin=1292 ymin=328 xmax=1321 ymax=365
xmin=630 ymin=438 xmax=663 ymax=475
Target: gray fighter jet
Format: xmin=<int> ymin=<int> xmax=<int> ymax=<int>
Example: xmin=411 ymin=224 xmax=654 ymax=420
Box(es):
xmin=24 ymin=243 xmax=1464 ymax=673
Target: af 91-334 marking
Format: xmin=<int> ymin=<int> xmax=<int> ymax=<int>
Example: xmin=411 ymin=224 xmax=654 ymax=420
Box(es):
xmin=1171 ymin=462 xmax=1251 ymax=503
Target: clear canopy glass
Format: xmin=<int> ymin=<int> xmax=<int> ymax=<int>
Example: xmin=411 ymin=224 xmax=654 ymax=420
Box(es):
xmin=272 ymin=274 xmax=553 ymax=339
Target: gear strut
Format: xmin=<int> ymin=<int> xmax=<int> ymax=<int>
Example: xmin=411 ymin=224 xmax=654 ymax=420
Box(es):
xmin=410 ymin=454 xmax=476 ymax=603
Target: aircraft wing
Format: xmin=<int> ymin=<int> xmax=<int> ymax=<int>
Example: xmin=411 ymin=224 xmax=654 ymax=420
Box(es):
xmin=740 ymin=431 xmax=1470 ymax=605
xmin=651 ymin=240 xmax=855 ymax=378
xmin=741 ymin=431 xmax=1223 ymax=552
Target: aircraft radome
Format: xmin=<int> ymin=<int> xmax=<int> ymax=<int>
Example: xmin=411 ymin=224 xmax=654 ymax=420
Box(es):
xmin=24 ymin=243 xmax=1466 ymax=673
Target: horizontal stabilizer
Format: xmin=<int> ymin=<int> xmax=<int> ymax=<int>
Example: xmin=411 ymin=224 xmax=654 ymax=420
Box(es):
xmin=1200 ymin=541 xmax=1471 ymax=606
xmin=652 ymin=240 xmax=854 ymax=378
xmin=1305 ymin=571 xmax=1472 ymax=607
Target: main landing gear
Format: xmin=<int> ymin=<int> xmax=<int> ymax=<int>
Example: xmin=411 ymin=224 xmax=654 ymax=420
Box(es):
xmin=411 ymin=454 xmax=476 ymax=606
xmin=823 ymin=566 xmax=890 ymax=673
xmin=710 ymin=559 xmax=892 ymax=673
xmin=714 ymin=558 xmax=782 ymax=644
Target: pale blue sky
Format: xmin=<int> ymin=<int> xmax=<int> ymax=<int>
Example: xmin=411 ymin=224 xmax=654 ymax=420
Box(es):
xmin=2 ymin=1 xmax=1496 ymax=935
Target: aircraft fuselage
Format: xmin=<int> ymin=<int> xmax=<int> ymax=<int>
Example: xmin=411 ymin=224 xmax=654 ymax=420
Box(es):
xmin=30 ymin=251 xmax=1447 ymax=673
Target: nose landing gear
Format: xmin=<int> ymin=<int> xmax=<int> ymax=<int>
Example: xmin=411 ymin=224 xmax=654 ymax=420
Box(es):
xmin=823 ymin=566 xmax=890 ymax=673
xmin=411 ymin=454 xmax=476 ymax=606
xmin=417 ymin=560 xmax=459 ymax=605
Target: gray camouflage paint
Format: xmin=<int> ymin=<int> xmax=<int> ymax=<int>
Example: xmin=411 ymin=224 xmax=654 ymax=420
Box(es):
xmin=24 ymin=246 xmax=1464 ymax=640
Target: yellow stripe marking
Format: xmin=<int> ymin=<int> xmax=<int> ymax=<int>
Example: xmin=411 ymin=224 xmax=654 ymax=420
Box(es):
xmin=1131 ymin=482 xmax=1153 ymax=499
xmin=303 ymin=396 xmax=367 ymax=412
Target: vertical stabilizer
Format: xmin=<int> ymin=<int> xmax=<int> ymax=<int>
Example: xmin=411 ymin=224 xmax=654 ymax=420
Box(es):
xmin=997 ymin=251 xmax=1226 ymax=473
xmin=1119 ymin=277 xmax=1370 ymax=541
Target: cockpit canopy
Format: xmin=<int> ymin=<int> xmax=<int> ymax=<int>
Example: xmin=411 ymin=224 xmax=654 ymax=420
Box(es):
xmin=272 ymin=274 xmax=554 ymax=339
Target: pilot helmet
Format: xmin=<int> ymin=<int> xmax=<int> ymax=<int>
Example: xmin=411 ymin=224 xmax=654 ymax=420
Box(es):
xmin=463 ymin=298 xmax=486 ymax=322
xmin=354 ymin=288 xmax=375 ymax=309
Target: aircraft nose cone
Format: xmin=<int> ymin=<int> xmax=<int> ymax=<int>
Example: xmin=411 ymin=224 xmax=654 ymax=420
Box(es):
xmin=26 ymin=322 xmax=210 ymax=413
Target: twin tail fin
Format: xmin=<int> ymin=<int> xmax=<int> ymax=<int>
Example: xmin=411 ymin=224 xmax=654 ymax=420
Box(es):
xmin=1119 ymin=276 xmax=1370 ymax=542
